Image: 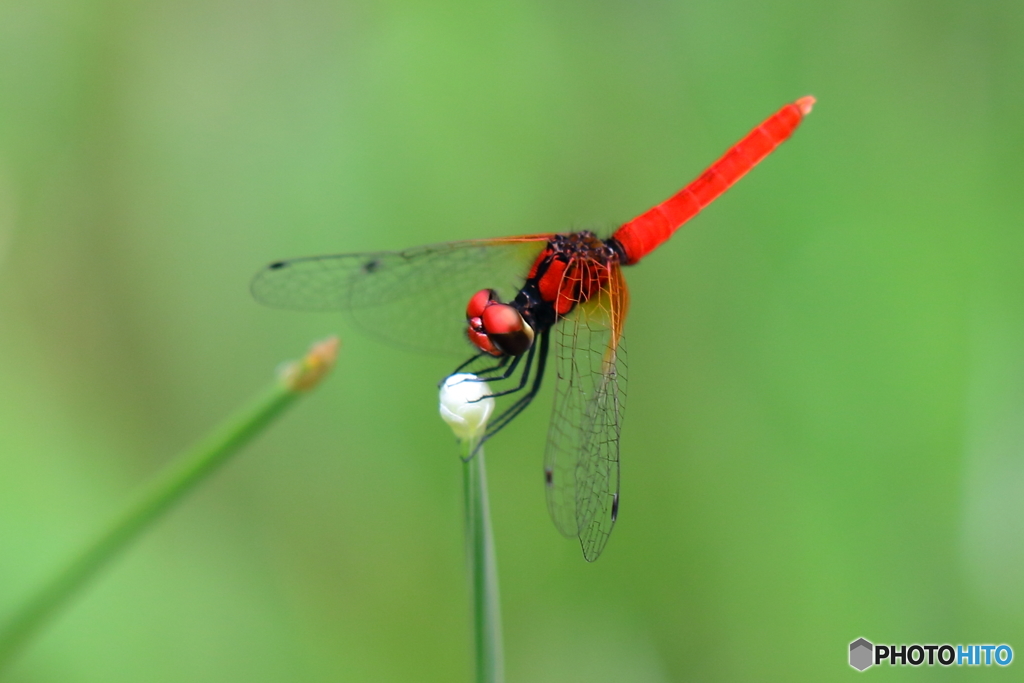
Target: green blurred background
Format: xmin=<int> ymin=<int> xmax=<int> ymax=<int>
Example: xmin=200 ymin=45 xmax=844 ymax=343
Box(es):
xmin=1 ymin=0 xmax=1022 ymax=680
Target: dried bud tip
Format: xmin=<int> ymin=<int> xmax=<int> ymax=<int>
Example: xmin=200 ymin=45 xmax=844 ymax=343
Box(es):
xmin=281 ymin=336 xmax=341 ymax=392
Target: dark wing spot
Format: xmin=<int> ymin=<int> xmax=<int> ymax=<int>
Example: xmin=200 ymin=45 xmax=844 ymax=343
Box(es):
xmin=362 ymin=259 xmax=381 ymax=274
xmin=610 ymin=493 xmax=620 ymax=522
xmin=544 ymin=468 xmax=553 ymax=486
xmin=269 ymin=261 xmax=287 ymax=270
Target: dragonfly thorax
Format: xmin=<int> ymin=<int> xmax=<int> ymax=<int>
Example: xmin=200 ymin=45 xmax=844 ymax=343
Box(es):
xmin=465 ymin=288 xmax=536 ymax=357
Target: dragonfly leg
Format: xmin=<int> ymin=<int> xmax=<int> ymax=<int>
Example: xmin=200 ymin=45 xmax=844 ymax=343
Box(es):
xmin=450 ymin=349 xmax=531 ymax=399
xmin=440 ymin=354 xmax=510 ymax=392
xmin=448 ymin=356 xmax=520 ymax=402
xmin=474 ymin=353 xmax=521 ymax=382
xmin=479 ymin=340 xmax=538 ymax=399
xmin=463 ymin=331 xmax=550 ymax=462
xmin=450 ymin=351 xmax=486 ymax=375
xmin=484 ymin=333 xmax=549 ymax=434
xmin=463 ymin=352 xmax=527 ymax=403
xmin=447 ymin=352 xmax=514 ymax=381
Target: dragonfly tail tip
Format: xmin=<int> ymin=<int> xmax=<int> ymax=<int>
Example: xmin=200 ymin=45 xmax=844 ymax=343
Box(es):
xmin=796 ymin=95 xmax=816 ymax=116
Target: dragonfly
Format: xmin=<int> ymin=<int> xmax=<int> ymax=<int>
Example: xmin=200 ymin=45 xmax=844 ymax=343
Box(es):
xmin=252 ymin=96 xmax=815 ymax=561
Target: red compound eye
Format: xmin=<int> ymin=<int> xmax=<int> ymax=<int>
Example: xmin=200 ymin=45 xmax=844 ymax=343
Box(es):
xmin=481 ymin=303 xmax=535 ymax=356
xmin=466 ymin=327 xmax=500 ymax=356
xmin=466 ymin=289 xmax=497 ymax=320
xmin=481 ymin=303 xmax=522 ymax=335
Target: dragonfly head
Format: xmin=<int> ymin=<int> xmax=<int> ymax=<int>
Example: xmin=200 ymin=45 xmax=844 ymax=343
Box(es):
xmin=465 ymin=288 xmax=535 ymax=357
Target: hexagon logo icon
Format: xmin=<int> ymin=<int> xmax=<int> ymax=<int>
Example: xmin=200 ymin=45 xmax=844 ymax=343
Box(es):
xmin=850 ymin=638 xmax=873 ymax=671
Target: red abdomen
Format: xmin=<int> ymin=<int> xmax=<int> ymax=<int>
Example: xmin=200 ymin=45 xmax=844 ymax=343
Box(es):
xmin=612 ymin=96 xmax=814 ymax=265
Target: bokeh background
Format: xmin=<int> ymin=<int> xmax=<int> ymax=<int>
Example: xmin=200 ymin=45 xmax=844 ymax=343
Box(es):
xmin=1 ymin=0 xmax=1023 ymax=680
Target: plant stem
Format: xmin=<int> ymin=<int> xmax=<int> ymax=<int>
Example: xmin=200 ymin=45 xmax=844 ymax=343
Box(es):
xmin=462 ymin=439 xmax=504 ymax=683
xmin=0 ymin=337 xmax=339 ymax=671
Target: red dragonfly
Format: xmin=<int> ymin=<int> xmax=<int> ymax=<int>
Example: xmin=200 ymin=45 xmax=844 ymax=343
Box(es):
xmin=252 ymin=97 xmax=815 ymax=561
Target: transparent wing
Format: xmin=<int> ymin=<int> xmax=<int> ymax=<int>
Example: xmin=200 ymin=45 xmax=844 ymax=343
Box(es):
xmin=544 ymin=264 xmax=629 ymax=562
xmin=251 ymin=236 xmax=551 ymax=357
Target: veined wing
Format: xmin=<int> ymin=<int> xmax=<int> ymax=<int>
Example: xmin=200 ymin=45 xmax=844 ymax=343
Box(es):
xmin=251 ymin=236 xmax=551 ymax=357
xmin=544 ymin=263 xmax=629 ymax=561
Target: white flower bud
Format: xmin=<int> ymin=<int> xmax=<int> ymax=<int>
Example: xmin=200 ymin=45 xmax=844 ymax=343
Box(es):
xmin=439 ymin=373 xmax=495 ymax=441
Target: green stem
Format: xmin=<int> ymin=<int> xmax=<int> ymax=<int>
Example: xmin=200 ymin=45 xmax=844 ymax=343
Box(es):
xmin=0 ymin=337 xmax=339 ymax=671
xmin=462 ymin=440 xmax=504 ymax=683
